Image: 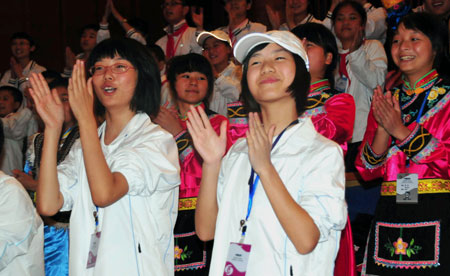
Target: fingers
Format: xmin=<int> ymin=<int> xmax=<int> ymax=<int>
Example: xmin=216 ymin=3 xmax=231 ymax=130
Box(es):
xmin=218 ymin=120 xmax=227 ymax=142
xmin=51 ymin=89 xmax=62 ymax=105
xmin=87 ymin=78 xmax=94 ymax=97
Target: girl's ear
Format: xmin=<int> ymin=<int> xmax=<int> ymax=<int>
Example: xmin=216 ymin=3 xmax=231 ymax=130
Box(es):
xmin=325 ymin=52 xmax=333 ymax=66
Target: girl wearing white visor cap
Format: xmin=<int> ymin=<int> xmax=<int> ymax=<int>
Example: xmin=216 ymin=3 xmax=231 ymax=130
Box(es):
xmin=187 ymin=31 xmax=347 ymax=275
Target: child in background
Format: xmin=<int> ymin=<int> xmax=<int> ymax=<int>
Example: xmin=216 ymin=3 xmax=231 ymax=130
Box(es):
xmin=197 ymin=30 xmax=241 ymax=116
xmin=153 ymin=53 xmax=231 ymax=275
xmin=292 ymin=22 xmax=355 ymax=152
xmin=266 ymin=0 xmax=321 ymax=31
xmin=13 ymin=77 xmax=77 ymax=276
xmin=29 ymin=38 xmax=180 ymax=276
xmin=147 ymin=44 xmax=175 ymax=108
xmin=63 ymin=24 xmax=99 ymax=78
xmin=156 ymin=0 xmax=203 ymax=59
xmin=218 ymin=0 xmax=266 ymax=45
xmin=0 ymin=86 xmax=37 ymax=176
xmin=0 ymin=32 xmax=46 ymax=94
xmin=331 ymin=0 xmax=387 ymax=171
xmin=0 ymin=122 xmax=44 ymax=276
xmin=357 ymin=12 xmax=450 ymax=275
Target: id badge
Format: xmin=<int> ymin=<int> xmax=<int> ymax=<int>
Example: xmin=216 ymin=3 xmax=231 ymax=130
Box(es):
xmin=223 ymin=242 xmax=251 ymax=276
xmin=335 ymin=75 xmax=348 ymax=93
xmin=86 ymin=231 xmax=102 ymax=268
xmin=396 ymin=173 xmax=418 ymax=204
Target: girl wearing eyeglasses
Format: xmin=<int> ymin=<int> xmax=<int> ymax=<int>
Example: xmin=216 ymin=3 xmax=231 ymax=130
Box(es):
xmin=28 ymin=38 xmax=180 ymax=276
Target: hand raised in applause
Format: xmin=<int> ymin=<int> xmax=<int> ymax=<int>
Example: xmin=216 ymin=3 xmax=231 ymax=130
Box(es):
xmin=372 ymin=85 xmax=409 ymax=140
xmin=68 ymin=60 xmax=95 ymax=123
xmin=265 ymin=4 xmax=281 ymax=30
xmin=187 ymin=105 xmax=227 ymax=165
xmin=28 ymin=73 xmax=64 ymax=130
xmin=246 ymin=112 xmax=276 ymax=175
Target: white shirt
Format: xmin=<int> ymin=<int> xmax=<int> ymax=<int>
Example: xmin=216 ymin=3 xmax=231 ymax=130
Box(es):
xmin=209 ymin=117 xmax=347 ymax=276
xmin=323 ymin=3 xmax=388 ymax=44
xmin=209 ymin=62 xmax=241 ymax=116
xmin=0 ymin=171 xmax=44 ymax=276
xmin=0 ymin=107 xmax=38 ymax=175
xmin=335 ymin=39 xmax=387 ymax=143
xmin=279 ymin=14 xmax=322 ymax=30
xmin=58 ymin=113 xmax=180 ymax=276
xmin=156 ymin=20 xmax=202 ymax=57
xmin=0 ymin=60 xmax=46 ymax=93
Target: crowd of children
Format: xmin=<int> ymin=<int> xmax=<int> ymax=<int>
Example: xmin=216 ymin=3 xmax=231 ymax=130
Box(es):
xmin=1 ymin=0 xmax=450 ymax=275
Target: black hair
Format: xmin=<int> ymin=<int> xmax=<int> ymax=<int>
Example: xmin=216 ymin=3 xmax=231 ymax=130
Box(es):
xmin=0 ymin=86 xmax=23 ymax=107
xmin=241 ymin=43 xmax=310 ymax=116
xmin=147 ymin=44 xmax=165 ymax=63
xmin=222 ymin=0 xmax=252 ymax=6
xmin=128 ymin=18 xmax=149 ymax=38
xmin=49 ymin=77 xmax=69 ymax=90
xmin=292 ymin=22 xmax=338 ymax=88
xmin=80 ymin=24 xmax=99 ymax=35
xmin=396 ymin=12 xmax=450 ymax=78
xmin=42 ymin=70 xmax=63 ymax=82
xmin=10 ymin=32 xmax=35 ymax=47
xmin=87 ymin=38 xmax=161 ymax=117
xmin=166 ymin=53 xmax=214 ymax=106
xmin=331 ymin=1 xmax=367 ymax=28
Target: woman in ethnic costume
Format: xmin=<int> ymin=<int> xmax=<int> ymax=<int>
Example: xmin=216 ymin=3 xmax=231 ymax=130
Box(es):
xmin=356 ymin=12 xmax=450 ymax=275
xmin=153 ymin=53 xmax=232 ymax=275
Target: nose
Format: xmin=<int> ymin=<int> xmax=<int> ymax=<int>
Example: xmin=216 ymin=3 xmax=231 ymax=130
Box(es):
xmin=103 ymin=66 xmax=114 ymax=80
xmin=261 ymin=60 xmax=275 ymax=74
xmin=189 ymin=77 xmax=198 ymax=86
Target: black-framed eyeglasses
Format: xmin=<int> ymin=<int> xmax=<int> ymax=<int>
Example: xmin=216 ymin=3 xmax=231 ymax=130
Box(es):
xmin=89 ymin=63 xmax=136 ymax=76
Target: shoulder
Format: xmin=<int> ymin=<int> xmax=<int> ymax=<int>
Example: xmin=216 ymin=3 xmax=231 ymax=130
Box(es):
xmin=249 ymin=21 xmax=267 ymax=31
xmin=363 ymin=39 xmax=384 ymax=50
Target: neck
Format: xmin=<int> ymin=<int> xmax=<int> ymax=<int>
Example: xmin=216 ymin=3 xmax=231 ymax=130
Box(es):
xmin=83 ymin=51 xmax=91 ymax=61
xmin=103 ymin=107 xmax=136 ymax=144
xmin=229 ymin=17 xmax=247 ymax=31
xmin=169 ymin=19 xmax=184 ymax=31
xmin=260 ymin=99 xmax=298 ymax=136
xmin=214 ymin=61 xmax=229 ymax=75
xmin=310 ymin=73 xmax=325 ymax=85
xmin=17 ymin=57 xmax=30 ymax=68
xmin=62 ymin=121 xmax=76 ymax=134
xmin=177 ymin=101 xmax=193 ymax=118
xmin=404 ymin=68 xmax=434 ymax=87
xmin=340 ymin=40 xmax=352 ymax=51
xmin=294 ymin=12 xmax=308 ymax=25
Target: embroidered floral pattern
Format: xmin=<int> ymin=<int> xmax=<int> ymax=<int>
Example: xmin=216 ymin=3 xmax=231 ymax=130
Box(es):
xmin=393 ymin=238 xmax=408 ymax=255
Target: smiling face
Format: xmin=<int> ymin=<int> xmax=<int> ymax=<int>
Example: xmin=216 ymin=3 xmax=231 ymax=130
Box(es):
xmin=91 ymin=56 xmax=138 ymax=113
xmin=424 ymin=0 xmax=450 ymax=17
xmin=246 ymin=43 xmax=296 ymax=105
xmin=162 ymin=0 xmax=189 ymax=25
xmin=391 ymin=23 xmax=435 ymax=84
xmin=0 ymin=90 xmax=20 ymax=117
xmin=333 ymin=5 xmax=365 ymax=43
xmin=202 ymin=37 xmax=231 ymax=70
xmin=80 ymin=29 xmax=97 ymax=53
xmin=174 ymin=71 xmax=208 ymax=106
xmin=11 ymin=38 xmax=35 ymax=60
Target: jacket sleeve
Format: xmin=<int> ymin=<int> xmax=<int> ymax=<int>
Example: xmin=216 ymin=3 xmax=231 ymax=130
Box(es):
xmin=348 ymin=40 xmax=387 ymax=91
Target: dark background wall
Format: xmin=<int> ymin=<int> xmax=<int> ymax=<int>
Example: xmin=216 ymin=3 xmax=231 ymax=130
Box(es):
xmin=0 ymin=0 xmax=421 ymax=74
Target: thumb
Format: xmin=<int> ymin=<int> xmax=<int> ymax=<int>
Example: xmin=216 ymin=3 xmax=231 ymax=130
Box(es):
xmin=219 ymin=120 xmax=228 ymax=142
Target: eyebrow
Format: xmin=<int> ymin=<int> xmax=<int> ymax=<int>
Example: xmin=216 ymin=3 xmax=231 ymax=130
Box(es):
xmin=250 ymin=47 xmax=289 ymax=58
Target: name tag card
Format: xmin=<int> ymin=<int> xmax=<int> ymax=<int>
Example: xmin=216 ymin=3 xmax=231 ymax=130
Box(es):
xmin=223 ymin=242 xmax=251 ymax=276
xmin=86 ymin=232 xmax=102 ymax=268
xmin=396 ymin=173 xmax=418 ymax=204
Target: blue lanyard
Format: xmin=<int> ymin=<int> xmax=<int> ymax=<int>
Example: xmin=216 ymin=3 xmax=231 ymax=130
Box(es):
xmin=416 ymin=90 xmax=431 ymax=123
xmin=94 ymin=206 xmax=99 ymax=232
xmin=240 ymin=119 xmax=299 ymax=236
